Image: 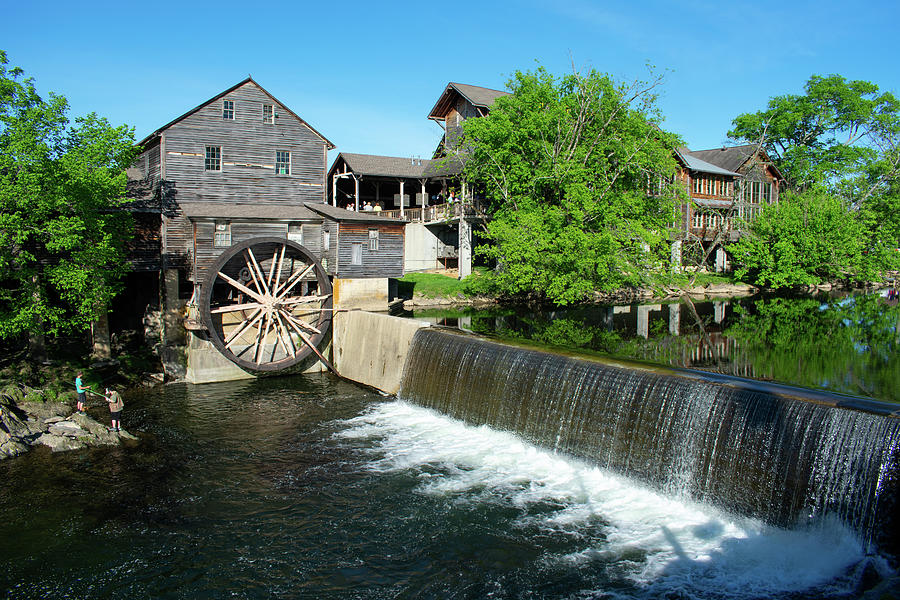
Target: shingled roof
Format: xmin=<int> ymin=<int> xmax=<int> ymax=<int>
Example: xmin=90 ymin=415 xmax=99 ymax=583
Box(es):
xmin=676 ymin=149 xmax=740 ymax=177
xmin=303 ymin=202 xmax=405 ymax=223
xmin=686 ymin=144 xmax=784 ymax=180
xmin=427 ymin=82 xmax=510 ymax=121
xmin=336 ymin=153 xmax=430 ymax=178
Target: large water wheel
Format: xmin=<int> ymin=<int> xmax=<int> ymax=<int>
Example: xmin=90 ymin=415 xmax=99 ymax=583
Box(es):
xmin=200 ymin=237 xmax=333 ymax=373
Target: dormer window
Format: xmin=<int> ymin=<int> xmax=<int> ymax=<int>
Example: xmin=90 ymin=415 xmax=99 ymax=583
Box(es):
xmin=263 ymin=104 xmax=274 ymax=124
xmin=223 ymin=100 xmax=234 ymax=120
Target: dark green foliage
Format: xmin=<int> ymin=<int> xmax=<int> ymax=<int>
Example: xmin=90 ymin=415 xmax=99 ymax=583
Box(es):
xmin=730 ymin=189 xmax=872 ymax=287
xmin=0 ymin=50 xmax=138 ymax=342
xmin=459 ymin=66 xmax=684 ymax=305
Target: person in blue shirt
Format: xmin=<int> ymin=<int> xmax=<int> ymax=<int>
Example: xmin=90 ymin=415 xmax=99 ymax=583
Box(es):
xmin=75 ymin=372 xmax=90 ymax=414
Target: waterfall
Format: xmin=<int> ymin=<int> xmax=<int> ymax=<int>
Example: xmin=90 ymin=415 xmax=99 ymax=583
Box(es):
xmin=399 ymin=328 xmax=900 ymax=554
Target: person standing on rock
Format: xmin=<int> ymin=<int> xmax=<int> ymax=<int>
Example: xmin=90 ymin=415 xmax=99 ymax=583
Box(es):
xmin=105 ymin=388 xmax=124 ymax=432
xmin=75 ymin=372 xmax=90 ymax=414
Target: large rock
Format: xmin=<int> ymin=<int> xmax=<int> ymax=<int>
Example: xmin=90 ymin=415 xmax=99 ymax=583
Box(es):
xmin=0 ymin=438 xmax=31 ymax=458
xmin=34 ymin=432 xmax=86 ymax=453
xmin=19 ymin=401 xmax=71 ymax=421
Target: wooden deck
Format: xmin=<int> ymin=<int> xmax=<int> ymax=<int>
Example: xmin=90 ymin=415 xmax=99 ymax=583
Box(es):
xmin=380 ymin=201 xmax=480 ymax=223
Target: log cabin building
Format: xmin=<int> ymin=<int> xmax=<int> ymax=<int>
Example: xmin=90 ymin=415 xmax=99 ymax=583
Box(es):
xmin=125 ymin=77 xmax=404 ymax=350
xmin=673 ymin=144 xmax=784 ymax=271
xmin=327 ymin=83 xmax=508 ymax=277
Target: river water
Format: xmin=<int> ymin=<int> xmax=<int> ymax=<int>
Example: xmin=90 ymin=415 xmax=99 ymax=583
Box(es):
xmin=0 ymin=371 xmax=883 ymax=599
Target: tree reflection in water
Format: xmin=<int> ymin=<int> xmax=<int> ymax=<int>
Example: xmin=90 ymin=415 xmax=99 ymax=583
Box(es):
xmin=411 ymin=291 xmax=900 ymax=403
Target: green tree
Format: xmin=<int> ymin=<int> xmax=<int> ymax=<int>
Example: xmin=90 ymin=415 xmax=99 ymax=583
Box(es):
xmin=457 ymin=66 xmax=684 ymax=305
xmin=730 ymin=189 xmax=872 ymax=287
xmin=0 ymin=51 xmax=137 ymax=347
xmin=729 ymin=74 xmax=900 ymax=193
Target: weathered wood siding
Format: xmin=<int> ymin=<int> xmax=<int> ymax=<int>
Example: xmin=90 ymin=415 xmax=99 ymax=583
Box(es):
xmin=192 ymin=220 xmax=324 ymax=282
xmin=335 ymin=223 xmax=404 ymax=279
xmin=161 ymin=81 xmax=329 ymax=277
xmin=127 ymin=212 xmax=162 ymax=271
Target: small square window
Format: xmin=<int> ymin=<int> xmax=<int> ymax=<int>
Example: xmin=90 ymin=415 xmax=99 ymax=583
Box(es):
xmin=214 ymin=220 xmax=231 ymax=247
xmin=205 ymin=146 xmax=221 ymax=171
xmin=223 ymin=100 xmax=234 ymax=120
xmin=263 ymin=104 xmax=274 ymax=124
xmin=287 ymin=223 xmax=303 ymax=244
xmin=276 ymin=150 xmax=290 ymax=175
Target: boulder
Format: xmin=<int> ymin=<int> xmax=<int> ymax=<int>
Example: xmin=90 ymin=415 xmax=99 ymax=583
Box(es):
xmin=48 ymin=421 xmax=87 ymax=438
xmin=19 ymin=401 xmax=71 ymax=421
xmin=34 ymin=433 xmax=86 ymax=453
xmin=0 ymin=438 xmax=31 ymax=458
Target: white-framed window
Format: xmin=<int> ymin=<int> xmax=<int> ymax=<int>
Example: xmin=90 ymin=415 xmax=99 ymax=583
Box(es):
xmin=323 ymin=230 xmax=331 ymax=250
xmin=368 ymin=228 xmax=379 ymax=251
xmin=351 ymin=243 xmax=363 ymax=265
xmin=275 ymin=150 xmax=290 ymax=175
xmin=214 ymin=220 xmax=231 ymax=247
xmin=223 ymin=100 xmax=234 ymax=120
xmin=761 ymin=182 xmax=772 ymax=203
xmin=287 ymin=223 xmax=302 ymax=244
xmin=205 ymin=146 xmax=221 ymax=171
xmin=263 ymin=104 xmax=274 ymax=124
xmin=692 ymin=211 xmax=703 ymax=228
xmin=692 ymin=176 xmax=702 ymax=194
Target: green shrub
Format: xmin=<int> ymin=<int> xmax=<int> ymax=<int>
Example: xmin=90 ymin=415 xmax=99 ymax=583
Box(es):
xmin=24 ymin=389 xmax=44 ymax=403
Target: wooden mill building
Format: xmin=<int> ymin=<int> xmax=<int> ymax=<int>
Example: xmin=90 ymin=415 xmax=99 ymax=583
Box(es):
xmin=125 ymin=77 xmax=404 ymax=350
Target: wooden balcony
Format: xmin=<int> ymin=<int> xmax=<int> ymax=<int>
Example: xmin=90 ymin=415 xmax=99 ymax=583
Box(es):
xmin=380 ymin=202 xmax=480 ymax=224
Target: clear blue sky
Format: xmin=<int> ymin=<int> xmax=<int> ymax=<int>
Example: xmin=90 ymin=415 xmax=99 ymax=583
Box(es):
xmin=3 ymin=0 xmax=898 ymax=166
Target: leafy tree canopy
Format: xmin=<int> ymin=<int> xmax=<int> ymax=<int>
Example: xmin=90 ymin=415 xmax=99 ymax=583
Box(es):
xmin=0 ymin=50 xmax=137 ymax=341
xmin=729 ymin=74 xmax=900 ymax=193
xmin=730 ymin=189 xmax=875 ymax=288
xmin=458 ymin=66 xmax=684 ymax=305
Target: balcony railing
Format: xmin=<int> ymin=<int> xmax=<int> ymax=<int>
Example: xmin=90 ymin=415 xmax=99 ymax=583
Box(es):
xmin=380 ymin=202 xmax=480 ymax=223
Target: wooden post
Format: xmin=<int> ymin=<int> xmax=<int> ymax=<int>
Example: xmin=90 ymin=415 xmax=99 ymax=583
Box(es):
xmin=332 ymin=173 xmax=337 ymax=206
xmin=399 ymin=181 xmax=405 ymax=218
xmin=354 ymin=176 xmax=360 ymax=211
xmin=420 ymin=181 xmax=427 ymax=222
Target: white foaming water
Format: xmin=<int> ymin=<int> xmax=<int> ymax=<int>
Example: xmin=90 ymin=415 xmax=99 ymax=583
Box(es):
xmin=337 ymin=400 xmax=882 ymax=599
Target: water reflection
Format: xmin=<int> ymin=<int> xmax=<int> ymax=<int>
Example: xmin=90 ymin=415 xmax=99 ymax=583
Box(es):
xmin=409 ymin=290 xmax=900 ymax=403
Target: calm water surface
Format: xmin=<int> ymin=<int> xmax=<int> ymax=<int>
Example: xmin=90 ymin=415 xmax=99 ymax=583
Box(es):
xmin=0 ymin=374 xmax=880 ymax=599
xmin=409 ymin=291 xmax=900 ymax=403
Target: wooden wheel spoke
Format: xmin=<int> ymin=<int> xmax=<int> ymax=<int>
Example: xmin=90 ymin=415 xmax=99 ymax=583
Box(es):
xmin=279 ymin=294 xmax=332 ymax=306
xmin=282 ymin=311 xmax=322 ymax=335
xmin=243 ymin=250 xmax=266 ymax=297
xmin=276 ymin=263 xmax=315 ymax=299
xmin=284 ymin=315 xmax=336 ymax=373
xmin=267 ymin=248 xmax=279 ymax=292
xmin=211 ymin=301 xmax=265 ymax=314
xmin=256 ymin=310 xmax=274 ymax=364
xmin=273 ymin=245 xmax=286 ymax=294
xmin=273 ymin=310 xmax=296 ymax=358
xmin=218 ymin=271 xmax=265 ymax=304
xmin=246 ymin=248 xmax=271 ymax=296
xmin=226 ymin=308 xmax=264 ymax=349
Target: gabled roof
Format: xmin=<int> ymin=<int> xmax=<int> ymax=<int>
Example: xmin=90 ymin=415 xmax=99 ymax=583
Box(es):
xmin=675 ymin=149 xmax=740 ymax=177
xmin=331 ymin=153 xmax=430 ymax=179
xmin=303 ymin=202 xmax=405 ymax=223
xmin=687 ymin=144 xmax=784 ymax=180
xmin=136 ymin=77 xmax=335 ymax=150
xmin=427 ymin=82 xmax=510 ymax=121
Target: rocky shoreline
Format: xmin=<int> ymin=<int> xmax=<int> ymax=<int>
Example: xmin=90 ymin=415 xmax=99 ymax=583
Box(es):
xmin=401 ymin=282 xmax=760 ymax=310
xmin=0 ymin=386 xmax=137 ymax=459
